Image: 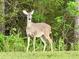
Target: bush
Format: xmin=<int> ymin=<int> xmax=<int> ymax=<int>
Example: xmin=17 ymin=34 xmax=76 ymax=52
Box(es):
xmin=0 ymin=33 xmax=26 ymax=51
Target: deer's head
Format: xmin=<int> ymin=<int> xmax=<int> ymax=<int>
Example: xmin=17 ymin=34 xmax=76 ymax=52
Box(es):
xmin=23 ymin=10 xmax=34 ymax=22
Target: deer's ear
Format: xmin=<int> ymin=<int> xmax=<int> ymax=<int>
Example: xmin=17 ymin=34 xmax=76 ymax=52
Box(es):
xmin=23 ymin=10 xmax=28 ymax=15
xmin=31 ymin=10 xmax=34 ymax=15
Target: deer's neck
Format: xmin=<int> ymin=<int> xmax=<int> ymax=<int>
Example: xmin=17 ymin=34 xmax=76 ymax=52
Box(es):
xmin=27 ymin=21 xmax=32 ymax=27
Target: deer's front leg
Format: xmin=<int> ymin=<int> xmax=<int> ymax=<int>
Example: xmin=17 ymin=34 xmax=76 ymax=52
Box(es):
xmin=27 ymin=36 xmax=30 ymax=52
xmin=33 ymin=37 xmax=36 ymax=51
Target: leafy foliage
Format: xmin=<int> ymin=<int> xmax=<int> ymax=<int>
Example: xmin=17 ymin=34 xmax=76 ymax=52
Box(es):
xmin=0 ymin=33 xmax=26 ymax=51
xmin=0 ymin=0 xmax=78 ymax=51
xmin=67 ymin=1 xmax=79 ymax=16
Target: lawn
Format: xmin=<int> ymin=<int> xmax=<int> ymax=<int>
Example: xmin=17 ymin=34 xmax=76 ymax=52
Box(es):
xmin=0 ymin=51 xmax=79 ymax=59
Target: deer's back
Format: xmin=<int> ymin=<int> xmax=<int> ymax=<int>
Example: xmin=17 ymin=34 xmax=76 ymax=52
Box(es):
xmin=34 ymin=23 xmax=51 ymax=34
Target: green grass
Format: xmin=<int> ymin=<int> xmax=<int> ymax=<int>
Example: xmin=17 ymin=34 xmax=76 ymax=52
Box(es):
xmin=0 ymin=51 xmax=79 ymax=59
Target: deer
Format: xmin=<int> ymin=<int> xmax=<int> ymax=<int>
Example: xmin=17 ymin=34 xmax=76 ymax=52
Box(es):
xmin=23 ymin=10 xmax=53 ymax=52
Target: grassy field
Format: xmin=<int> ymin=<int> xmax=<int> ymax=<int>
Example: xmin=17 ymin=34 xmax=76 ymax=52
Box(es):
xmin=0 ymin=51 xmax=79 ymax=59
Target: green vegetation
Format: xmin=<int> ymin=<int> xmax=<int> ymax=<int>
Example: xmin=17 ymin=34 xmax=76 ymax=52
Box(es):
xmin=0 ymin=0 xmax=79 ymax=52
xmin=0 ymin=33 xmax=26 ymax=51
xmin=0 ymin=51 xmax=79 ymax=59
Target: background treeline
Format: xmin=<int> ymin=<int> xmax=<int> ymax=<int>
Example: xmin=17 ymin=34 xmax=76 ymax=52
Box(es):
xmin=0 ymin=0 xmax=79 ymax=51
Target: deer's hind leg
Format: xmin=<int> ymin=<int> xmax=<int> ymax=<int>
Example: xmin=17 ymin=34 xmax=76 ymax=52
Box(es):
xmin=40 ymin=37 xmax=47 ymax=51
xmin=44 ymin=34 xmax=53 ymax=51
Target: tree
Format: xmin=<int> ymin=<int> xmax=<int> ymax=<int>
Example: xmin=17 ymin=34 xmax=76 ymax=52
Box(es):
xmin=74 ymin=0 xmax=79 ymax=50
xmin=0 ymin=0 xmax=5 ymax=34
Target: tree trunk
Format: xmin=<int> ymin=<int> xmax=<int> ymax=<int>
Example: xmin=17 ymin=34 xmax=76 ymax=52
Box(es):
xmin=74 ymin=0 xmax=79 ymax=50
xmin=0 ymin=0 xmax=5 ymax=34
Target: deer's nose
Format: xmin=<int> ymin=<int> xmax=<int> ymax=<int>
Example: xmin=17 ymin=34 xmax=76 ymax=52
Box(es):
xmin=29 ymin=18 xmax=32 ymax=20
xmin=29 ymin=18 xmax=31 ymax=20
